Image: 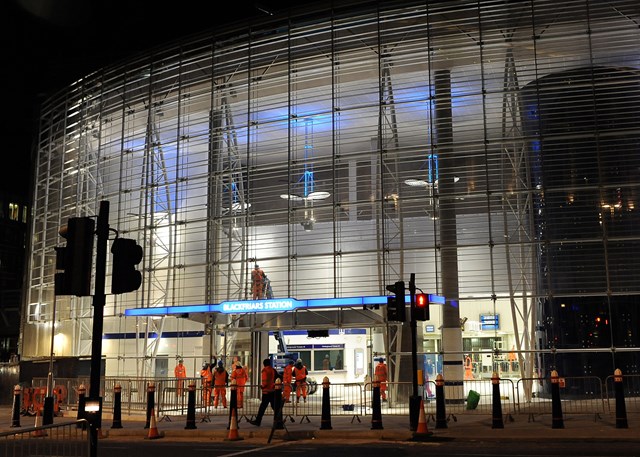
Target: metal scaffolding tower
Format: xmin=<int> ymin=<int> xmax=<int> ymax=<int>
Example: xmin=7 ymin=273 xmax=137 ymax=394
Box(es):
xmin=134 ymin=102 xmax=175 ymax=378
xmin=500 ymin=35 xmax=538 ymax=400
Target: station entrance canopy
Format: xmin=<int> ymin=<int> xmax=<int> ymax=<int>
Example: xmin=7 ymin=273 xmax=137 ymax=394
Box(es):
xmin=124 ymin=294 xmax=445 ymax=331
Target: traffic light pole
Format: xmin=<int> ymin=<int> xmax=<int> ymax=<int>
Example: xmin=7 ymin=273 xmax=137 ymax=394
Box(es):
xmin=88 ymin=200 xmax=109 ymax=457
xmin=408 ymin=273 xmax=420 ymax=431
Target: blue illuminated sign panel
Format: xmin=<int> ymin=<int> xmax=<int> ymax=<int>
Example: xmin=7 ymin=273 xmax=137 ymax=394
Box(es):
xmin=480 ymin=314 xmax=500 ymax=331
xmin=124 ymin=293 xmax=445 ymax=317
xmin=220 ymin=298 xmax=298 ymax=313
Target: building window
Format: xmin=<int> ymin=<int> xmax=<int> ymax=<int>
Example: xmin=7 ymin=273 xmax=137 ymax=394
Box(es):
xmin=28 ymin=302 xmax=47 ymax=323
xmin=8 ymin=203 xmax=19 ymax=221
xmin=22 ymin=205 xmax=28 ymax=223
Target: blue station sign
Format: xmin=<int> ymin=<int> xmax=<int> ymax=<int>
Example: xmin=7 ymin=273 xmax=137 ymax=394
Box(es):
xmin=124 ymin=294 xmax=445 ymax=317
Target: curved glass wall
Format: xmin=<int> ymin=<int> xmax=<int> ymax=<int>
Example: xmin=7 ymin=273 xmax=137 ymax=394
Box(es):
xmin=23 ymin=0 xmax=640 ymax=380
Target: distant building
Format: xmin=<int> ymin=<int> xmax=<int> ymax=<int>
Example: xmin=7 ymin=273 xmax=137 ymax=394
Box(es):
xmin=0 ymin=191 xmax=27 ymax=361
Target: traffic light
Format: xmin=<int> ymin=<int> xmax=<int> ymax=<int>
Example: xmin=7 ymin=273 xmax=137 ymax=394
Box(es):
xmin=111 ymin=237 xmax=143 ymax=294
xmin=413 ymin=292 xmax=430 ymax=321
xmin=385 ymin=281 xmax=406 ymax=322
xmin=54 ymin=217 xmax=95 ymax=296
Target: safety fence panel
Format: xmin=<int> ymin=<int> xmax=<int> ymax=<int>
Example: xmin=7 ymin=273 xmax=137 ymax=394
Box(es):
xmin=31 ymin=377 xmax=91 ymax=416
xmin=0 ymin=420 xmax=90 ymax=457
xmin=604 ymin=373 xmax=640 ymax=415
xmin=32 ymin=376 xmax=517 ymax=422
xmin=422 ymin=379 xmax=517 ymax=418
xmin=363 ymin=381 xmax=411 ymax=416
xmin=516 ymin=376 xmax=606 ymax=420
xmin=362 ymin=380 xmax=516 ymax=418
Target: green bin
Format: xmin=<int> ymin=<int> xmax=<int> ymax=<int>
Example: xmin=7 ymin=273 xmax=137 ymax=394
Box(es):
xmin=466 ymin=390 xmax=480 ymax=410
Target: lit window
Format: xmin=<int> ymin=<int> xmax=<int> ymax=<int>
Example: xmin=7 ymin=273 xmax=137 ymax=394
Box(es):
xmin=9 ymin=203 xmax=19 ymax=221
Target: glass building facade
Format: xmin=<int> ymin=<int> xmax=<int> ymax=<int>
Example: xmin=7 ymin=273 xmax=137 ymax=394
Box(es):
xmin=23 ymin=0 xmax=640 ymax=381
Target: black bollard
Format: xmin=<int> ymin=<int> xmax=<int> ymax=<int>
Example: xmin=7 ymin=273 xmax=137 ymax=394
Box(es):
xmin=185 ymin=382 xmax=197 ymax=430
xmin=614 ymin=369 xmax=628 ymax=429
xmin=435 ymin=374 xmax=447 ymax=429
xmin=550 ymin=370 xmax=564 ymax=429
xmin=11 ymin=385 xmax=21 ymax=427
xmin=273 ymin=379 xmax=284 ymax=430
xmin=371 ymin=375 xmax=383 ymax=430
xmin=77 ymin=384 xmax=86 ymax=429
xmin=491 ymin=372 xmax=504 ymax=429
xmin=320 ymin=376 xmax=332 ymax=430
xmin=42 ymin=395 xmax=54 ymax=426
xmin=144 ymin=382 xmax=155 ymax=429
xmin=111 ymin=384 xmax=123 ymax=429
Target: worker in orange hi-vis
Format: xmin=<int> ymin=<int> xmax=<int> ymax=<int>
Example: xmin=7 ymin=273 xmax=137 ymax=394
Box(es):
xmin=508 ymin=345 xmax=518 ymax=372
xmin=282 ymin=359 xmax=294 ymax=403
xmin=213 ymin=360 xmax=229 ymax=408
xmin=174 ymin=359 xmax=187 ymax=396
xmin=293 ymin=358 xmax=308 ymax=403
xmin=200 ymin=362 xmax=213 ymax=406
xmin=464 ymin=355 xmax=474 ymax=380
xmin=251 ymin=264 xmax=265 ymax=299
xmin=374 ymin=357 xmax=388 ymax=401
xmin=230 ymin=362 xmax=249 ymax=408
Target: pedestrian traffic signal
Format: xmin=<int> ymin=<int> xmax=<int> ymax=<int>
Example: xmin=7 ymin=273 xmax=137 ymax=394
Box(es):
xmin=54 ymin=217 xmax=95 ymax=296
xmin=413 ymin=292 xmax=430 ymax=321
xmin=111 ymin=237 xmax=143 ymax=294
xmin=385 ymin=281 xmax=406 ymax=322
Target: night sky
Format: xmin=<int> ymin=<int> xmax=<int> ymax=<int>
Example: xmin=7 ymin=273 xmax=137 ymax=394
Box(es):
xmin=2 ymin=0 xmax=298 ymax=197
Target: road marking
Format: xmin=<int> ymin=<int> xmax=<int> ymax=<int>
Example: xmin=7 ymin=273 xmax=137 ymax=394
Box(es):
xmin=219 ymin=441 xmax=291 ymax=457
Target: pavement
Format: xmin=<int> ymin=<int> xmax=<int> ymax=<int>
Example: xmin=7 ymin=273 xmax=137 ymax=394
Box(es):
xmin=2 ymin=406 xmax=637 ymax=443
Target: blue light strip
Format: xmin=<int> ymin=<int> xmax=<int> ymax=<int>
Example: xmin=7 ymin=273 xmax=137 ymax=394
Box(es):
xmin=124 ymin=293 xmax=445 ymax=317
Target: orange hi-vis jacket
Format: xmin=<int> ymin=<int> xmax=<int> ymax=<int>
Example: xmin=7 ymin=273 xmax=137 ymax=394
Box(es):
xmin=283 ymin=364 xmax=293 ymax=384
xmin=213 ymin=368 xmax=228 ymax=387
xmin=294 ymin=365 xmax=307 ymax=383
xmin=201 ymin=367 xmax=213 ymax=384
xmin=230 ymin=366 xmax=248 ymax=386
xmin=174 ymin=363 xmax=187 ymax=378
xmin=375 ymin=362 xmax=388 ymax=381
xmin=261 ymin=365 xmax=278 ymax=394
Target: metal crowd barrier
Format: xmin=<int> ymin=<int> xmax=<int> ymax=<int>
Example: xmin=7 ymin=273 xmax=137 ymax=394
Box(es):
xmin=0 ymin=420 xmax=90 ymax=457
xmin=605 ymin=373 xmax=640 ymax=414
xmin=362 ymin=379 xmax=516 ymax=420
xmin=516 ymin=376 xmax=606 ymax=421
xmin=30 ymin=374 xmax=639 ymax=426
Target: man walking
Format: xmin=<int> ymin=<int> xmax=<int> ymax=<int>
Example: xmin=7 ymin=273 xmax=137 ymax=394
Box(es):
xmin=248 ymin=358 xmax=278 ymax=426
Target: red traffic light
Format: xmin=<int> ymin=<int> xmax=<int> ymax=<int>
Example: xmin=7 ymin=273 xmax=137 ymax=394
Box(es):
xmin=413 ymin=293 xmax=429 ymax=321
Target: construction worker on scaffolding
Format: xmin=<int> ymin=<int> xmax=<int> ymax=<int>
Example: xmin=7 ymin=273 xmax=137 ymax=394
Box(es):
xmin=374 ymin=357 xmax=388 ymax=402
xmin=252 ymin=264 xmax=265 ymax=299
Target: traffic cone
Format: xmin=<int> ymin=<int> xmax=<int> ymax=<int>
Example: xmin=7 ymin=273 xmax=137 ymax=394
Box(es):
xmin=411 ymin=398 xmax=432 ymax=441
xmin=145 ymin=407 xmax=163 ymax=439
xmin=225 ymin=407 xmax=243 ymax=441
xmin=31 ymin=408 xmax=47 ymax=437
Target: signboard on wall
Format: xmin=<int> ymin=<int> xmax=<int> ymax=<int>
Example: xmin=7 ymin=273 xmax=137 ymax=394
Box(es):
xmin=480 ymin=314 xmax=500 ymax=331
